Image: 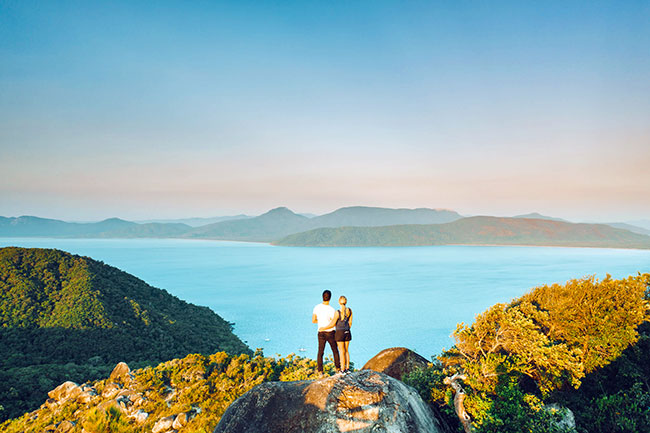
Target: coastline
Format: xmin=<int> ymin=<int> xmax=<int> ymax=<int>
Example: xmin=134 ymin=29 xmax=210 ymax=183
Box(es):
xmin=2 ymin=236 xmax=650 ymax=251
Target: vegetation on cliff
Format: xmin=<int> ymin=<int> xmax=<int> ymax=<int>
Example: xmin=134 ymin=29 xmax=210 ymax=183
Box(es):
xmin=0 ymin=247 xmax=250 ymax=421
xmin=0 ymin=351 xmax=332 ymax=433
xmin=405 ymin=273 xmax=650 ymax=433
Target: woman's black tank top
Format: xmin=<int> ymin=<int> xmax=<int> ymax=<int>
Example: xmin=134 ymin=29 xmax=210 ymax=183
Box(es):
xmin=336 ymin=308 xmax=351 ymax=331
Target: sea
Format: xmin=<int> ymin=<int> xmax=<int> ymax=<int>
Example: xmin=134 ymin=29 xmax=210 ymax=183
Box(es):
xmin=1 ymin=238 xmax=649 ymax=366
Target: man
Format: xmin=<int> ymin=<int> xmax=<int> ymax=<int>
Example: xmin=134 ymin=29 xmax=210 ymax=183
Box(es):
xmin=312 ymin=289 xmax=341 ymax=373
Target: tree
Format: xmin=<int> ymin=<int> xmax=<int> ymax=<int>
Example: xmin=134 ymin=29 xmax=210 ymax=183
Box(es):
xmin=438 ymin=274 xmax=650 ymax=431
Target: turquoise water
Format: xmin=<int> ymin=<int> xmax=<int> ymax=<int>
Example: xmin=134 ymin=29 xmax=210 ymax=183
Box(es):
xmin=1 ymin=238 xmax=649 ymax=365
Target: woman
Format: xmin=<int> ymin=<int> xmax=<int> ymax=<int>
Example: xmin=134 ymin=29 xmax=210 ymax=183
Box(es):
xmin=335 ymin=296 xmax=352 ymax=373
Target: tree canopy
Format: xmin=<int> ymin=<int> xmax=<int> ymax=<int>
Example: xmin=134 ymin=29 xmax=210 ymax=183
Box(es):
xmin=0 ymin=247 xmax=251 ymax=421
xmin=406 ymin=273 xmax=650 ymax=432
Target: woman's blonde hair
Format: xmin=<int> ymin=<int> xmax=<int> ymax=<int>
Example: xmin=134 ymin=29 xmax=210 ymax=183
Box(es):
xmin=339 ymin=296 xmax=347 ymax=305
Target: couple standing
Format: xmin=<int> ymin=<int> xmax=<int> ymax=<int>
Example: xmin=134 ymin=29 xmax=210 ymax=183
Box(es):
xmin=312 ymin=290 xmax=353 ymax=373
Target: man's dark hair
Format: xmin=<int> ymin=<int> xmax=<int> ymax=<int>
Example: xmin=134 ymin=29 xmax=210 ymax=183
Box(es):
xmin=322 ymin=290 xmax=331 ymax=301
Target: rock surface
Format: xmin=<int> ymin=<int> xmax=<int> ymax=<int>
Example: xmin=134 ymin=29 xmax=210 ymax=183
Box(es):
xmin=173 ymin=412 xmax=189 ymax=429
xmin=152 ymin=415 xmax=175 ymax=433
xmin=109 ymin=362 xmax=131 ymax=382
xmin=545 ymin=404 xmax=576 ymax=430
xmin=362 ymin=347 xmax=430 ymax=380
xmin=48 ymin=382 xmax=80 ymax=402
xmin=214 ymin=370 xmax=444 ymax=433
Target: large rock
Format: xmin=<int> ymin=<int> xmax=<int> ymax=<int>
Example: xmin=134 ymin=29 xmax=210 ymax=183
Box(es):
xmin=214 ymin=370 xmax=444 ymax=433
xmin=173 ymin=412 xmax=189 ymax=429
xmin=152 ymin=415 xmax=175 ymax=433
xmin=48 ymin=382 xmax=81 ymax=402
xmin=101 ymin=382 xmax=122 ymax=399
xmin=362 ymin=347 xmax=430 ymax=380
xmin=55 ymin=420 xmax=75 ymax=433
xmin=109 ymin=362 xmax=131 ymax=382
xmin=130 ymin=409 xmax=150 ymax=424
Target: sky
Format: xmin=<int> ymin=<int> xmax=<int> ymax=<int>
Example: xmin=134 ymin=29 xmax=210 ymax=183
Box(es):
xmin=1 ymin=0 xmax=649 ymax=222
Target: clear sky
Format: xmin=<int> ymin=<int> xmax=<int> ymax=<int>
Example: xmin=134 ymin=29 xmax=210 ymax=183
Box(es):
xmin=1 ymin=1 xmax=649 ymax=222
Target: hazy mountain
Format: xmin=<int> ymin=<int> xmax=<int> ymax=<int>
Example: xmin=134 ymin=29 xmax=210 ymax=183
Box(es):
xmin=0 ymin=216 xmax=191 ymax=238
xmin=0 ymin=216 xmax=136 ymax=237
xmin=603 ymin=222 xmax=650 ymax=236
xmin=274 ymin=216 xmax=650 ymax=248
xmin=136 ymin=215 xmax=252 ymax=227
xmin=311 ymin=206 xmax=462 ymax=227
xmin=100 ymin=222 xmax=193 ymax=237
xmin=625 ymin=219 xmax=650 ymax=231
xmin=183 ymin=207 xmax=311 ymax=242
xmin=7 ymin=208 xmax=644 ymax=246
xmin=513 ymin=212 xmax=569 ymax=222
xmin=181 ymin=206 xmax=464 ymax=242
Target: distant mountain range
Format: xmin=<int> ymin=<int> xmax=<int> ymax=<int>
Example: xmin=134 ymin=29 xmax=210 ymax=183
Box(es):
xmin=274 ymin=216 xmax=650 ymax=249
xmin=136 ymin=214 xmax=252 ymax=227
xmin=513 ymin=213 xmax=650 ymax=235
xmin=184 ymin=206 xmax=463 ymax=242
xmin=0 ymin=216 xmax=191 ymax=238
xmin=184 ymin=207 xmax=312 ymax=242
xmin=1 ymin=207 xmax=649 ymax=249
xmin=513 ymin=212 xmax=568 ymax=222
xmin=603 ymin=222 xmax=650 ymax=236
xmin=0 ymin=206 xmax=464 ymax=242
xmin=625 ymin=219 xmax=650 ymax=231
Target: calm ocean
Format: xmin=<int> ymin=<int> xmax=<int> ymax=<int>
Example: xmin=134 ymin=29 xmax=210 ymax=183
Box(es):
xmin=2 ymin=238 xmax=649 ymax=366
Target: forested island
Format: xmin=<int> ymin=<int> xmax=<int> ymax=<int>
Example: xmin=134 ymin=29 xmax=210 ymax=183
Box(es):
xmin=274 ymin=216 xmax=650 ymax=248
xmin=0 ymin=247 xmax=648 ymax=432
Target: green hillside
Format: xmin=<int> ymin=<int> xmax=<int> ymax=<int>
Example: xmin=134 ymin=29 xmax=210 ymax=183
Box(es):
xmin=274 ymin=216 xmax=650 ymax=248
xmin=0 ymin=247 xmax=250 ymax=421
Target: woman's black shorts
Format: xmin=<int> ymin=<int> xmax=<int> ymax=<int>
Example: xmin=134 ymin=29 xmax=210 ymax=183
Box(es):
xmin=335 ymin=329 xmax=351 ymax=342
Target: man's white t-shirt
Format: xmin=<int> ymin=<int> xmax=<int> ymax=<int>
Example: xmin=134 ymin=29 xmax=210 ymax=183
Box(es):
xmin=313 ymin=303 xmax=336 ymax=332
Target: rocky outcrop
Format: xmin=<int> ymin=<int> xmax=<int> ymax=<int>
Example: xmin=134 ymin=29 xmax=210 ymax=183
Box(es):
xmin=47 ymin=381 xmax=97 ymax=406
xmin=214 ymin=370 xmax=444 ymax=433
xmin=109 ymin=361 xmax=132 ymax=381
xmin=362 ymin=347 xmax=430 ymax=380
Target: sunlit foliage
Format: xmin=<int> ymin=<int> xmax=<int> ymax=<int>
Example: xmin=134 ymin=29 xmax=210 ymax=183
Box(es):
xmin=406 ymin=273 xmax=649 ymax=432
xmin=0 ymin=351 xmax=334 ymax=433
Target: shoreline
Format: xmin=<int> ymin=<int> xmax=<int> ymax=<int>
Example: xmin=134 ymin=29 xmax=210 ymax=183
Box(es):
xmin=2 ymin=236 xmax=650 ymax=251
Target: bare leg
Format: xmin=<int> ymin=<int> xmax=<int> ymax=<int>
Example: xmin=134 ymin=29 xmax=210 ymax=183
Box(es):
xmin=337 ymin=341 xmax=346 ymax=371
xmin=343 ymin=341 xmax=350 ymax=370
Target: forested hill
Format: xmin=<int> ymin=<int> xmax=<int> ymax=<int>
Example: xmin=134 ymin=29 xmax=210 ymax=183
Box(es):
xmin=274 ymin=216 xmax=650 ymax=248
xmin=0 ymin=247 xmax=250 ymax=420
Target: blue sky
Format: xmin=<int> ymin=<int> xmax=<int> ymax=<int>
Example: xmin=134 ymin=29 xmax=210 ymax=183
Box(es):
xmin=1 ymin=1 xmax=649 ymax=221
